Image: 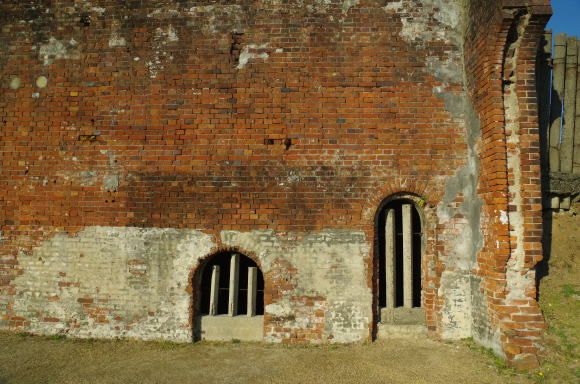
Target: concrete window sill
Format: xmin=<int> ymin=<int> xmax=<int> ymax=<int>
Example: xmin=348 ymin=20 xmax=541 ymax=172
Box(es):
xmin=198 ymin=315 xmax=264 ymax=341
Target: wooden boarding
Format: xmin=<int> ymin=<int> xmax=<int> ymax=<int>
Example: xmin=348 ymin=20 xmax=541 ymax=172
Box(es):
xmin=538 ymin=32 xmax=580 ymax=210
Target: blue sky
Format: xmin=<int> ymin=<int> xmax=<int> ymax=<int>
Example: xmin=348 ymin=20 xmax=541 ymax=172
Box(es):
xmin=546 ymin=0 xmax=580 ymax=37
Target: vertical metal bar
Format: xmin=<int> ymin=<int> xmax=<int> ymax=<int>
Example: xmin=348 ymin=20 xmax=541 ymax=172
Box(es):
xmin=562 ymin=37 xmax=577 ymax=174
xmin=550 ymin=33 xmax=567 ymax=172
xmin=228 ymin=254 xmax=240 ymax=316
xmin=385 ymin=209 xmax=396 ymax=309
xmin=209 ymin=265 xmax=220 ymax=316
xmin=247 ymin=267 xmax=257 ymax=317
xmin=402 ymin=204 xmax=413 ymax=308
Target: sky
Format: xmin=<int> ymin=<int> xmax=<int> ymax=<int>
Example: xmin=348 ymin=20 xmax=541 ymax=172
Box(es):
xmin=546 ymin=0 xmax=580 ymax=37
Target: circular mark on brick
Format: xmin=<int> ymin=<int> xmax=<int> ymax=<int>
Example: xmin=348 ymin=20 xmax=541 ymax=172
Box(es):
xmin=9 ymin=78 xmax=21 ymax=89
xmin=36 ymin=76 xmax=48 ymax=88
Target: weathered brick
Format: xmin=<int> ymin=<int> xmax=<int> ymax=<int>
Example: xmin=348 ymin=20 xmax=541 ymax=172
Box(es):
xmin=0 ymin=0 xmax=550 ymax=369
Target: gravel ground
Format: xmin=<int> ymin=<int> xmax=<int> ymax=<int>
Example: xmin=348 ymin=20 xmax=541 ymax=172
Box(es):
xmin=0 ymin=333 xmax=534 ymax=384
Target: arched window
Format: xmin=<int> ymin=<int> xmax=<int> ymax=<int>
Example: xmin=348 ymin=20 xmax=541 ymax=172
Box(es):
xmin=377 ymin=199 xmax=423 ymax=310
xmin=200 ymin=251 xmax=264 ymax=317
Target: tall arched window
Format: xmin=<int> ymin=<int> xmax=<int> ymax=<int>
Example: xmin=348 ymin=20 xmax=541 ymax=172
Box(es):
xmin=200 ymin=251 xmax=264 ymax=317
xmin=377 ymin=199 xmax=423 ymax=310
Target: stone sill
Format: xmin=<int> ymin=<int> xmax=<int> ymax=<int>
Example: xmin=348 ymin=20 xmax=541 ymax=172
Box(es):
xmin=380 ymin=307 xmax=426 ymax=325
xmin=198 ymin=315 xmax=263 ymax=341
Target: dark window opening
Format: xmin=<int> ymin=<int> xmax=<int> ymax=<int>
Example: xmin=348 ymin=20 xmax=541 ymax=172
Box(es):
xmin=200 ymin=251 xmax=264 ymax=316
xmin=377 ymin=200 xmax=422 ymax=308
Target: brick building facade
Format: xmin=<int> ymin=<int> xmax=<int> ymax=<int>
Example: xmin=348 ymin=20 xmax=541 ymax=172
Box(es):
xmin=0 ymin=0 xmax=551 ymax=369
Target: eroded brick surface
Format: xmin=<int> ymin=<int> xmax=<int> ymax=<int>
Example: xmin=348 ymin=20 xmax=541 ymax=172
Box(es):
xmin=0 ymin=0 xmax=551 ymax=367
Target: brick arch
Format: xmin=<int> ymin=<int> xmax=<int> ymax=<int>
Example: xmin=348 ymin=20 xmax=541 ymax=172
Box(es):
xmin=188 ymin=246 xmax=266 ymax=340
xmin=371 ymin=192 xmax=430 ymax=334
xmin=361 ymin=181 xmax=443 ymax=340
xmin=361 ymin=179 xmax=443 ymax=224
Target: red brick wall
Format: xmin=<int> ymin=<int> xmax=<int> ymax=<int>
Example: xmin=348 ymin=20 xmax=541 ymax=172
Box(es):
xmin=0 ymin=0 xmax=551 ymax=366
xmin=0 ymin=2 xmax=468 ymax=232
xmin=0 ymin=0 xmax=466 ymax=322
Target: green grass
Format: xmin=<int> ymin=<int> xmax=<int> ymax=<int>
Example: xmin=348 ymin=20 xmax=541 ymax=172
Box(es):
xmin=551 ymin=327 xmax=578 ymax=356
xmin=156 ymin=340 xmax=186 ymax=350
xmin=45 ymin=334 xmax=67 ymax=341
xmin=461 ymin=338 xmax=517 ymax=375
xmin=560 ymin=284 xmax=580 ymax=298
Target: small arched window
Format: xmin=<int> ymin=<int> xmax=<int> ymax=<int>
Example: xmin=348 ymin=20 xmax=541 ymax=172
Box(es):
xmin=200 ymin=252 xmax=264 ymax=316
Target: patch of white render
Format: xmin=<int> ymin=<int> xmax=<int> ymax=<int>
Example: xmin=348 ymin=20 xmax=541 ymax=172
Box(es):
xmin=426 ymin=57 xmax=463 ymax=84
xmin=141 ymin=26 xmax=179 ymax=78
xmin=383 ymin=0 xmax=462 ymax=44
xmin=12 ymin=227 xmax=372 ymax=343
xmin=265 ymin=303 xmax=294 ymax=318
xmin=39 ymin=37 xmax=80 ymax=66
xmin=108 ymin=33 xmax=126 ymax=48
xmin=102 ymin=174 xmax=119 ymax=191
xmin=222 ymin=230 xmax=371 ymax=343
xmin=500 ymin=210 xmax=509 ymax=225
xmin=305 ymin=0 xmax=331 ymax=14
xmin=90 ymin=7 xmax=106 ymax=15
xmin=147 ymin=55 xmax=163 ymax=78
xmin=383 ymin=0 xmax=403 ymax=11
xmin=12 ymin=227 xmax=215 ymax=341
xmin=155 ymin=25 xmax=179 ymax=43
xmin=438 ymin=271 xmax=472 ymax=339
xmin=434 ymin=157 xmax=481 ymax=338
xmin=147 ymin=9 xmax=180 ymax=18
xmin=341 ymin=0 xmax=359 ymax=15
xmin=187 ymin=5 xmax=243 ymax=35
xmin=237 ymin=44 xmax=270 ymax=69
xmin=63 ymin=1 xmax=105 ymax=15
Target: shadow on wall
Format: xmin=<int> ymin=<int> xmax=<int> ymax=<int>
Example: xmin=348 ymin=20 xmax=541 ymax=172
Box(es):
xmin=535 ymin=31 xmax=561 ymax=296
xmin=119 ymin=166 xmax=366 ymax=232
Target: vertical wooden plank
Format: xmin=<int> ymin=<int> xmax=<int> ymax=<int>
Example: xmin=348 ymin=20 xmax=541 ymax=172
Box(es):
xmin=537 ymin=31 xmax=553 ymax=176
xmin=209 ymin=265 xmax=220 ymax=316
xmin=574 ymin=40 xmax=580 ymax=173
xmin=402 ymin=204 xmax=413 ymax=309
xmin=561 ymin=37 xmax=577 ymax=173
xmin=385 ymin=209 xmax=396 ymax=309
xmin=247 ymin=267 xmax=257 ymax=317
xmin=550 ymin=34 xmax=567 ymax=172
xmin=228 ymin=253 xmax=240 ymax=316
